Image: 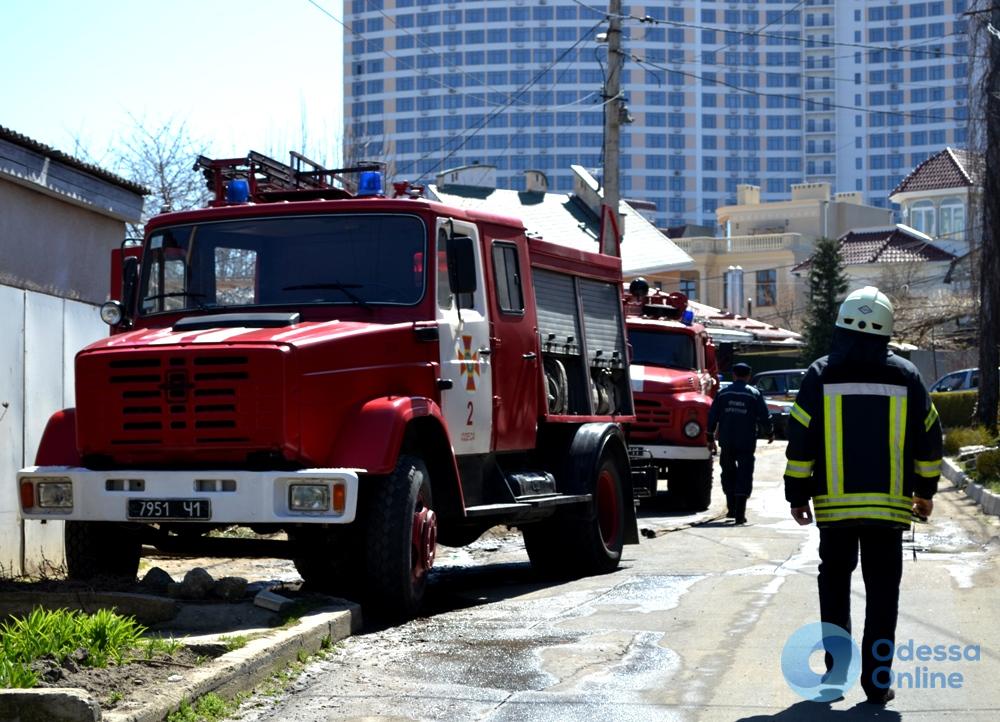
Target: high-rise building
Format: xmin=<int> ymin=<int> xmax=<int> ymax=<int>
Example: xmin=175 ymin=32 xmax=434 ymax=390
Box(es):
xmin=343 ymin=0 xmax=971 ymax=229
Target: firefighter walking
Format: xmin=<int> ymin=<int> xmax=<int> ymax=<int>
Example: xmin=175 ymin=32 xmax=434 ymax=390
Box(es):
xmin=708 ymin=362 xmax=773 ymax=524
xmin=784 ymin=287 xmax=942 ymax=705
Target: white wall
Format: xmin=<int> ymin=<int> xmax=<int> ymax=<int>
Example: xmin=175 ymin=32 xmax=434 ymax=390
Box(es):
xmin=0 ymin=286 xmax=106 ymax=577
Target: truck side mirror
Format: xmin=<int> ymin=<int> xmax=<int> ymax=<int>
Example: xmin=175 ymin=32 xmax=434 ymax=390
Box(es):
xmin=100 ymin=255 xmax=139 ymax=328
xmin=447 ymin=235 xmax=477 ymax=295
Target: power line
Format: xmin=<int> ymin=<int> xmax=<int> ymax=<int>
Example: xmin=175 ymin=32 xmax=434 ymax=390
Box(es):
xmin=626 ymin=52 xmax=966 ymax=124
xmin=570 ymin=0 xmax=981 ymax=61
xmin=404 ymin=18 xmax=607 ymax=183
xmin=714 ymin=0 xmax=808 ymax=57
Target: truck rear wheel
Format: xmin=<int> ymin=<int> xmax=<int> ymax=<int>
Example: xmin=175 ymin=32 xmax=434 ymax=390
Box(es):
xmin=670 ymin=459 xmax=713 ymax=511
xmin=523 ymin=452 xmax=626 ymax=577
xmin=65 ymin=521 xmax=141 ymax=581
xmin=364 ymin=455 xmax=437 ymax=620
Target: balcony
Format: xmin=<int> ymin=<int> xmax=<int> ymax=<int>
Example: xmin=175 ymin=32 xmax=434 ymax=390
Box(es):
xmin=674 ymin=232 xmax=804 ymax=255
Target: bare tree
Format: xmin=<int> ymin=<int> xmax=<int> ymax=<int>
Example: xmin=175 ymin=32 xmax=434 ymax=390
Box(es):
xmin=111 ymin=117 xmax=211 ymax=236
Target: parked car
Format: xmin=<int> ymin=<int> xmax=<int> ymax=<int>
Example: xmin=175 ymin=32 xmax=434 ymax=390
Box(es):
xmin=929 ymin=367 xmax=998 ymax=393
xmin=750 ymin=368 xmax=807 ymax=402
xmin=716 ymin=380 xmax=791 ymax=439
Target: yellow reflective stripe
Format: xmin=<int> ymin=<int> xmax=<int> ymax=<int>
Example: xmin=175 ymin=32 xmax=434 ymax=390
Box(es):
xmin=925 ymin=404 xmax=939 ymax=432
xmin=815 ymin=508 xmax=913 ymax=524
xmin=889 ymin=394 xmax=906 ymax=497
xmin=785 ymin=459 xmax=815 ymax=478
xmin=914 ymin=458 xmax=942 ymax=478
xmin=814 ymin=493 xmax=912 ymax=510
xmin=823 ymin=393 xmax=844 ymax=496
xmin=791 ymin=403 xmax=811 ymax=428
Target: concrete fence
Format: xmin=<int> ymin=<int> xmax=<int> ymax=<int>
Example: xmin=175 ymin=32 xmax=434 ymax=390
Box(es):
xmin=0 ymin=285 xmax=106 ymax=578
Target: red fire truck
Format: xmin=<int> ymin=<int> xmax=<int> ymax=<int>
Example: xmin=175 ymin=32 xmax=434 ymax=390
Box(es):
xmin=623 ymin=281 xmax=718 ymax=511
xmin=17 ymin=152 xmax=639 ymax=618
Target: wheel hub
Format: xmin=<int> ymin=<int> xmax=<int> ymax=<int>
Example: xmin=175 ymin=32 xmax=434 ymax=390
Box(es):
xmin=411 ymin=505 xmax=438 ymax=581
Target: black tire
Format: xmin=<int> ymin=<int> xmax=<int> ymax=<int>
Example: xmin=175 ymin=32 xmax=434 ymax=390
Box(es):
xmin=65 ymin=522 xmax=141 ymax=581
xmin=364 ymin=455 xmax=437 ymax=620
xmin=670 ymin=459 xmax=713 ymax=511
xmin=523 ymin=452 xmax=626 ymax=577
xmin=289 ymin=526 xmax=361 ymax=598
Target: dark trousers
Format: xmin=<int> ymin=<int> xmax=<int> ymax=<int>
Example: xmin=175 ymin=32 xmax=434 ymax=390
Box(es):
xmin=720 ymin=447 xmax=756 ymax=497
xmin=818 ymin=525 xmax=903 ymax=697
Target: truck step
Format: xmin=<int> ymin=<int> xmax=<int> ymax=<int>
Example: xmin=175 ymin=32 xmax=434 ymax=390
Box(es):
xmin=464 ymin=494 xmax=592 ymax=517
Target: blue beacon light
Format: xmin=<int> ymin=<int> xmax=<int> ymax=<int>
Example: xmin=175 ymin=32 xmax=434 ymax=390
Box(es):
xmin=225 ymin=179 xmax=250 ymax=203
xmin=681 ymin=309 xmax=695 ymax=326
xmin=357 ymin=171 xmax=384 ymax=197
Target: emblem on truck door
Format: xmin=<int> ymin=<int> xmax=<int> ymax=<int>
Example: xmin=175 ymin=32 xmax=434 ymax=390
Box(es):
xmin=456 ymin=335 xmax=481 ymax=391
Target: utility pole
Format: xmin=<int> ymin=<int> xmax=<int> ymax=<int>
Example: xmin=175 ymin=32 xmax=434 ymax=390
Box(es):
xmin=977 ymin=3 xmax=1000 ymax=431
xmin=600 ymin=0 xmax=624 ymax=257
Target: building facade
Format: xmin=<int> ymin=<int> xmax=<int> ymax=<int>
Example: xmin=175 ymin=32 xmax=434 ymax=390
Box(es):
xmin=344 ymin=0 xmax=970 ymax=229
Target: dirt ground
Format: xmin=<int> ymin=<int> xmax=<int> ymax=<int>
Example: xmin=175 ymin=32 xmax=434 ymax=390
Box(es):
xmin=2 ymin=525 xmax=528 ymax=714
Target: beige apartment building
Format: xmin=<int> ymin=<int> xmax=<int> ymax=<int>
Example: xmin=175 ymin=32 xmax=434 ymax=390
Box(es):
xmin=672 ymin=183 xmax=892 ymax=326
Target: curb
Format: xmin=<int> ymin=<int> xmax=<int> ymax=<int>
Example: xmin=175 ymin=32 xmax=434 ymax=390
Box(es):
xmin=0 ymin=601 xmax=360 ymax=722
xmin=942 ymin=456 xmax=1000 ymax=518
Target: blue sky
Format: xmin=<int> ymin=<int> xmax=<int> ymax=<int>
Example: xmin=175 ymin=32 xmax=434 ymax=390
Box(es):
xmin=2 ymin=0 xmax=344 ymax=168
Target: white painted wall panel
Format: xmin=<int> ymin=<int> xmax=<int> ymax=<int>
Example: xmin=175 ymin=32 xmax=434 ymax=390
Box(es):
xmin=22 ymin=292 xmax=66 ymax=574
xmin=0 ymin=286 xmax=25 ymax=576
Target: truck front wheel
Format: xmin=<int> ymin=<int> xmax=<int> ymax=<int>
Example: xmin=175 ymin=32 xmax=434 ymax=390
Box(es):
xmin=670 ymin=459 xmax=713 ymax=511
xmin=65 ymin=522 xmax=141 ymax=581
xmin=364 ymin=455 xmax=437 ymax=620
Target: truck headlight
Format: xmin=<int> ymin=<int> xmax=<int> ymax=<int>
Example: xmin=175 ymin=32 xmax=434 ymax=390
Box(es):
xmin=100 ymin=301 xmax=123 ymax=326
xmin=683 ymin=421 xmax=702 ymax=439
xmin=289 ymin=484 xmax=330 ymax=511
xmin=37 ymin=480 xmax=73 ymax=509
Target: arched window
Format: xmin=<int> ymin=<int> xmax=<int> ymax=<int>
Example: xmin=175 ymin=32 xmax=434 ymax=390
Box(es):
xmin=909 ymin=200 xmax=936 ymax=235
xmin=938 ymin=196 xmax=965 ymax=241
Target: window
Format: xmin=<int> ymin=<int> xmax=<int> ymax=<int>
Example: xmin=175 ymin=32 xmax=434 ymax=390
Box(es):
xmin=939 ymin=197 xmax=966 ymax=241
xmin=756 ymin=269 xmax=777 ymax=307
xmin=910 ymin=200 xmax=936 ymax=235
xmin=680 ymin=278 xmax=698 ymax=301
xmin=492 ymin=243 xmax=524 ymax=314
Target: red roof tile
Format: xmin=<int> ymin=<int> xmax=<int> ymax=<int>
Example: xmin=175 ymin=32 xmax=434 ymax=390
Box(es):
xmin=793 ymin=226 xmax=957 ymax=272
xmin=890 ymin=147 xmax=982 ymax=196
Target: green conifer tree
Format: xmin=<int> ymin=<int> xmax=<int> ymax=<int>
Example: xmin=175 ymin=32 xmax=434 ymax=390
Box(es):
xmin=801 ymin=237 xmax=849 ymax=364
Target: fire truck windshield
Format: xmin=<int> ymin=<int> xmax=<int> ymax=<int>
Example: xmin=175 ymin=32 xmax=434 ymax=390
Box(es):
xmin=629 ymin=329 xmax=697 ymax=371
xmin=138 ymin=214 xmax=426 ymax=314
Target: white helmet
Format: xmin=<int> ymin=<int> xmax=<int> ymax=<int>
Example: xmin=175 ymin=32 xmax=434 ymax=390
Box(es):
xmin=836 ymin=286 xmax=894 ymax=337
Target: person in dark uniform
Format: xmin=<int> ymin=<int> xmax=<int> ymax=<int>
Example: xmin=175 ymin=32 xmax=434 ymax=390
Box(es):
xmin=707 ymin=362 xmax=773 ymax=524
xmin=784 ymin=286 xmax=942 ymax=705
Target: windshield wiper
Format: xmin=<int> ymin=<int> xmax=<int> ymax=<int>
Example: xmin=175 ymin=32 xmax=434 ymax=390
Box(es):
xmin=143 ymin=292 xmax=210 ymax=310
xmin=282 ymin=282 xmax=370 ymax=309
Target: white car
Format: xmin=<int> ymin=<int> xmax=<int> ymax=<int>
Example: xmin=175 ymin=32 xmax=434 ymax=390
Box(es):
xmin=929 ymin=368 xmax=996 ymax=393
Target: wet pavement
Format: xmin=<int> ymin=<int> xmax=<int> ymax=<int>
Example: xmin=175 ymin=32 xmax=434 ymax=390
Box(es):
xmin=230 ymin=442 xmax=1000 ymax=722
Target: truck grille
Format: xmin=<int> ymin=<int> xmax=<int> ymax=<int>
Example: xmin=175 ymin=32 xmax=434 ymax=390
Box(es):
xmin=78 ymin=349 xmax=286 ymax=451
xmin=632 ymin=398 xmax=674 ymax=437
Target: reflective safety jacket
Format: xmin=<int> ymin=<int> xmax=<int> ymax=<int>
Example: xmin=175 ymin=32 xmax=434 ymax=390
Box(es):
xmin=783 ymin=349 xmax=942 ymax=528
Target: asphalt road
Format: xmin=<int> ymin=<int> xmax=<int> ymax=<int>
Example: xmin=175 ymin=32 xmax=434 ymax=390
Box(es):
xmin=235 ymin=442 xmax=1000 ymax=722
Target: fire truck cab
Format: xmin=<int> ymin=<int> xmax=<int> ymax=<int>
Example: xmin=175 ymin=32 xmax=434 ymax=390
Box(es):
xmin=623 ymin=280 xmax=718 ymax=510
xmin=18 ymin=152 xmax=639 ymax=618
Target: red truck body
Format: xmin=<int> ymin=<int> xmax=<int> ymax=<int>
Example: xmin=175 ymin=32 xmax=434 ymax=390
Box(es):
xmin=623 ymin=285 xmax=719 ymax=510
xmin=18 ymin=154 xmax=640 ymax=618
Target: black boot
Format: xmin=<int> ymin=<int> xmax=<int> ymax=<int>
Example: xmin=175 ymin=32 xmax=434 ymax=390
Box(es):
xmin=734 ymin=496 xmax=748 ymax=525
xmin=726 ymin=494 xmax=735 ymax=519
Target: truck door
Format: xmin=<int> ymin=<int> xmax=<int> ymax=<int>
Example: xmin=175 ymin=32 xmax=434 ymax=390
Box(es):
xmin=435 ymin=220 xmax=493 ymax=455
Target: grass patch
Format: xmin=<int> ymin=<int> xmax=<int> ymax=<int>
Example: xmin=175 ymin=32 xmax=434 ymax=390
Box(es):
xmin=167 ymin=693 xmax=235 ymax=722
xmin=219 ymin=635 xmax=248 ymax=652
xmin=0 ymin=607 xmax=183 ymax=688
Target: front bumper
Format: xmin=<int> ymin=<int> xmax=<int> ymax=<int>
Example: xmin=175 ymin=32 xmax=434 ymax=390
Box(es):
xmin=628 ymin=444 xmax=711 ymax=461
xmin=17 ymin=466 xmax=360 ymax=524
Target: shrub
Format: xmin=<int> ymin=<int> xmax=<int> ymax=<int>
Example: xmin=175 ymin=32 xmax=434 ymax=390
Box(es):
xmin=943 ymin=426 xmax=996 ymax=456
xmin=931 ymin=391 xmax=978 ymax=429
xmin=974 ymin=449 xmax=1000 ymax=484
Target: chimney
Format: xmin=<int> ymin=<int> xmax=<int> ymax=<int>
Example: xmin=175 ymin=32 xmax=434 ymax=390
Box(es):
xmin=524 ymin=170 xmax=548 ymax=193
xmin=736 ymin=185 xmax=760 ymax=206
xmin=835 ymin=191 xmax=862 ymax=205
xmin=790 ymin=182 xmax=831 ymax=202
